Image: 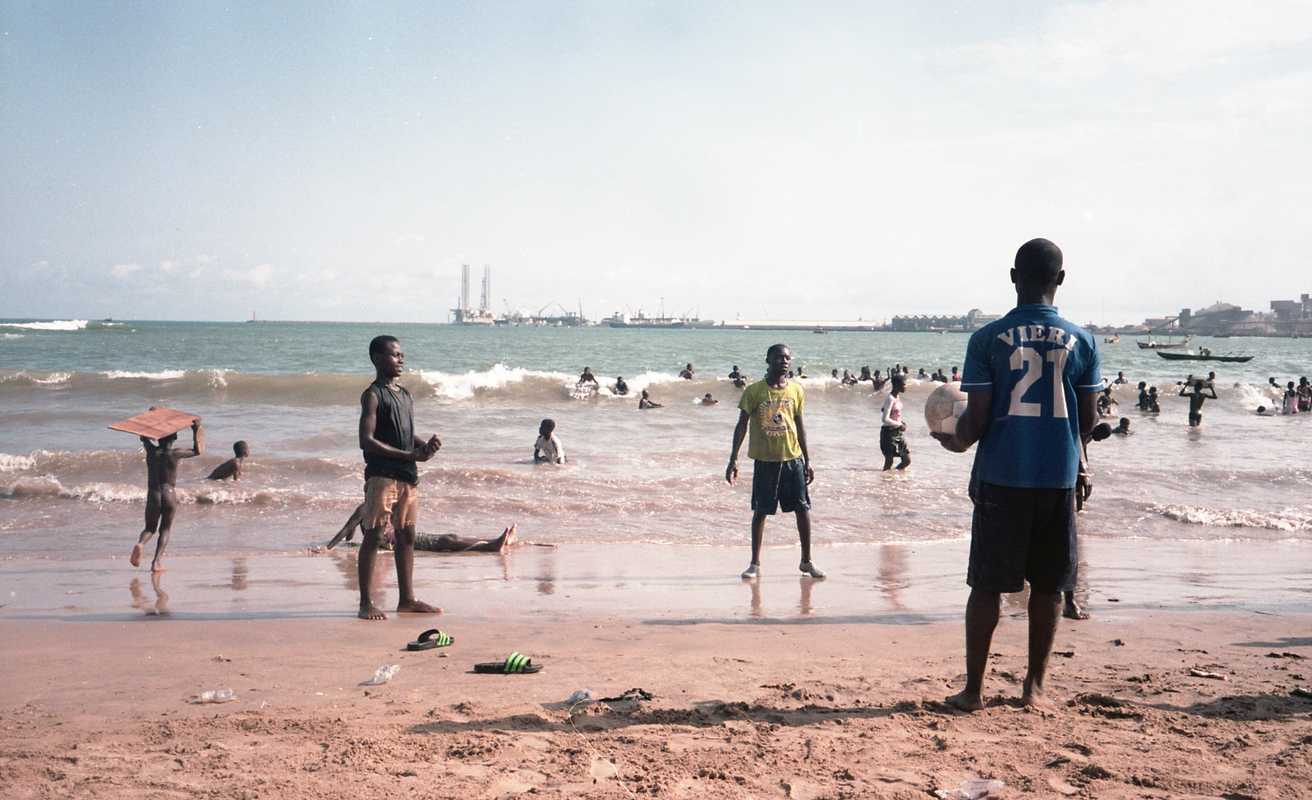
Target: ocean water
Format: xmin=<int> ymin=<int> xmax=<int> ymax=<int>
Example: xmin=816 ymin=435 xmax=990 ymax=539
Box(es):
xmin=2 ymin=319 xmax=1311 ymax=563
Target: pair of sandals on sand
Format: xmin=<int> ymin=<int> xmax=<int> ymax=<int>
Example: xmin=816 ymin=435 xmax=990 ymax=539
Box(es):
xmin=405 ymin=628 xmax=541 ymax=674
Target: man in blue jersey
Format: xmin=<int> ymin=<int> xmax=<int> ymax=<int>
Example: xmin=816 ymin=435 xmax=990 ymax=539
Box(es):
xmin=933 ymin=238 xmax=1100 ymax=711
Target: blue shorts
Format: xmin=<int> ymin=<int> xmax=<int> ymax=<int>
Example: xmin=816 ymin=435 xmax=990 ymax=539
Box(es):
xmin=751 ymin=458 xmax=811 ymax=515
xmin=967 ymin=481 xmax=1077 ymax=594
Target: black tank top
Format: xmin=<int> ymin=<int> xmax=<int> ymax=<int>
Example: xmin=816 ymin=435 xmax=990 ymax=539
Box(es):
xmin=363 ymin=381 xmax=417 ymax=485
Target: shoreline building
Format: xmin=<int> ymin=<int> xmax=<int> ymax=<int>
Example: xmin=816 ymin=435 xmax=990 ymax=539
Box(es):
xmin=890 ymin=308 xmax=1000 ymax=333
xmin=1270 ymin=294 xmax=1312 ymax=337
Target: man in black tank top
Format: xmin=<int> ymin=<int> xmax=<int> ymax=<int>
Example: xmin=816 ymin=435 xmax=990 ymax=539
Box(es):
xmin=356 ymin=335 xmax=441 ymax=620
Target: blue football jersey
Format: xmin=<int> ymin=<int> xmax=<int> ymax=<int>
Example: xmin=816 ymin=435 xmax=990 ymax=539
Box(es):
xmin=961 ymin=304 xmax=1101 ymax=489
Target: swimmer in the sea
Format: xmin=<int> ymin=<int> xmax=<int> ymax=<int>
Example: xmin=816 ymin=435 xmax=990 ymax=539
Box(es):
xmin=1179 ymin=378 xmax=1217 ymax=427
xmin=206 ymin=440 xmax=248 ymax=481
xmin=700 ymin=392 xmax=719 ymax=406
xmin=613 ymin=376 xmax=629 ymax=396
xmin=131 ymin=417 xmax=204 ymax=573
xmin=1097 ymin=387 xmax=1118 ymax=418
xmin=638 ymin=389 xmax=663 ymax=409
xmin=1146 ymin=386 xmax=1160 ymax=413
xmin=1113 ymin=417 xmax=1131 ymax=435
xmin=679 ymin=363 xmax=695 ymax=380
xmin=533 ymin=418 xmax=565 ymax=464
xmin=577 ymin=367 xmax=600 ymax=389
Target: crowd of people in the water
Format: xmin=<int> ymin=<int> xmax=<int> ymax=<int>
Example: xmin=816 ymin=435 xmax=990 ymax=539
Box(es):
xmin=121 ymin=237 xmax=1308 ymax=708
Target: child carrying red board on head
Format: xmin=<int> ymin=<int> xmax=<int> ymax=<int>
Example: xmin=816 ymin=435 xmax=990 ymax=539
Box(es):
xmin=110 ymin=407 xmax=204 ymax=572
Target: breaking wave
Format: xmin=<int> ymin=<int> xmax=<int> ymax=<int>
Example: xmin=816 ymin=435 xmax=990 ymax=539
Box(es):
xmin=0 ymin=319 xmax=88 ymax=331
xmin=1152 ymin=503 xmax=1312 ymax=532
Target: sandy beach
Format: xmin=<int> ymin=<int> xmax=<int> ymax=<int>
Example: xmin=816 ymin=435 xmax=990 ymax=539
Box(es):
xmin=3 ymin=544 xmax=1311 ymax=799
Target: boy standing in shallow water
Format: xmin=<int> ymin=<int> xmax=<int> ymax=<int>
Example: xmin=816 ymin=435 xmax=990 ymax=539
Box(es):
xmin=130 ymin=417 xmax=204 ymax=572
xmin=357 ymin=335 xmax=441 ymax=620
xmin=726 ymin=343 xmax=825 ymax=581
xmin=880 ymin=375 xmax=911 ymax=470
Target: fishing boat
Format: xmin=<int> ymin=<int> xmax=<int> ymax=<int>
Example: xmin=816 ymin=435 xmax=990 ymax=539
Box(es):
xmin=1136 ymin=335 xmax=1191 ymax=350
xmin=1155 ymin=349 xmax=1253 ymax=363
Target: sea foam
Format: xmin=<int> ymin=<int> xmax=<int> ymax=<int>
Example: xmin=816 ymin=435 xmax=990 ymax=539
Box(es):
xmin=0 ymin=319 xmax=89 ymax=331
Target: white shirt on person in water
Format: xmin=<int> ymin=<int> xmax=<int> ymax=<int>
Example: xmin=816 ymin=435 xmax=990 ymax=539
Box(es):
xmin=535 ymin=434 xmax=565 ymax=463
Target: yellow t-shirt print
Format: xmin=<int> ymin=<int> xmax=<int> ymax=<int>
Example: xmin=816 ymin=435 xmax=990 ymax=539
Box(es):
xmin=738 ymin=380 xmax=805 ymax=462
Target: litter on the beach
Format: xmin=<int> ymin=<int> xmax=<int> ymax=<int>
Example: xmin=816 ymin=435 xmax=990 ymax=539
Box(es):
xmin=565 ymin=689 xmax=595 ymax=705
xmin=362 ymin=664 xmax=400 ymax=686
xmin=599 ymin=687 xmax=653 ymax=703
xmin=1189 ymin=668 xmax=1227 ymax=680
xmin=191 ymin=688 xmax=236 ymax=704
xmin=933 ymin=778 xmax=1006 ymax=799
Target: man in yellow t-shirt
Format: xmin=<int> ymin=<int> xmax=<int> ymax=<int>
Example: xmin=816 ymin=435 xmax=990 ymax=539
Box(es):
xmin=725 ymin=343 xmax=825 ymax=581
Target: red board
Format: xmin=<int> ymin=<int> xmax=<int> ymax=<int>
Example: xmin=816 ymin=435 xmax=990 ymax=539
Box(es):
xmin=109 ymin=407 xmax=198 ymax=440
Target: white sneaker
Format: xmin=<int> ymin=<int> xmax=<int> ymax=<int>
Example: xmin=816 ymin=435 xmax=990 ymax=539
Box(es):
xmin=740 ymin=564 xmax=760 ymax=580
xmin=799 ymin=561 xmax=826 ymax=579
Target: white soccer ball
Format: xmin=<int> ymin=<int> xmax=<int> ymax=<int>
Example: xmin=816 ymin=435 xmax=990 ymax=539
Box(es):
xmin=924 ymin=382 xmax=968 ymax=436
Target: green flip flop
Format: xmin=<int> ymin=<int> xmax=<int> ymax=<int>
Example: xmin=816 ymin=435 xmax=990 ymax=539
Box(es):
xmin=406 ymin=629 xmax=454 ymax=651
xmin=474 ymin=651 xmax=541 ymax=674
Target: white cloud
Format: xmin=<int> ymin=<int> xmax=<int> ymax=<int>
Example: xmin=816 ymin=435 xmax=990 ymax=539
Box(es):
xmin=950 ymin=0 xmax=1312 ymax=82
xmin=159 ymin=259 xmax=176 ymax=273
xmin=222 ymin=263 xmax=275 ymax=288
xmin=110 ymin=263 xmax=142 ymax=279
xmin=392 ymin=233 xmax=427 ymax=246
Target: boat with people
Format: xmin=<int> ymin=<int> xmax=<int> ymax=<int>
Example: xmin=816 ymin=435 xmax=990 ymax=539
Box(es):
xmin=1155 ymin=348 xmax=1253 ymax=363
xmin=1137 ymin=335 xmax=1192 ymax=350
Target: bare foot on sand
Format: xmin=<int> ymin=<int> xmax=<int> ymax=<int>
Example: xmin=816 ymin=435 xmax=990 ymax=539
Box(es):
xmin=497 ymin=524 xmax=518 ymax=553
xmin=129 ymin=542 xmax=143 ymax=567
xmin=1021 ymin=683 xmax=1056 ymax=711
xmin=150 ymin=561 xmax=166 ymax=574
xmin=396 ymin=600 xmax=441 ymax=614
xmin=1063 ymin=600 xmax=1090 ymax=620
xmin=945 ymin=690 xmax=984 ymax=712
xmin=359 ymin=603 xmax=387 ymax=620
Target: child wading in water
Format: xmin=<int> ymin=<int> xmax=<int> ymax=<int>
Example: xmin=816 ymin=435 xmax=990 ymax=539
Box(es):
xmin=130 ymin=417 xmax=204 ymax=572
xmin=725 ymin=343 xmax=825 ymax=581
xmin=880 ymin=375 xmax=911 ymax=470
xmin=533 ymin=418 xmax=565 ymax=464
xmin=356 ymin=335 xmax=441 ymax=620
xmin=206 ymin=440 xmax=249 ymax=481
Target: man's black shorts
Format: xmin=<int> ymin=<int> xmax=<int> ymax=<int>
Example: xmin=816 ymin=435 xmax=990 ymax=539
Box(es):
xmin=967 ymin=481 xmax=1076 ymax=593
xmin=879 ymin=426 xmax=909 ymax=459
xmin=751 ymin=458 xmax=810 ymax=515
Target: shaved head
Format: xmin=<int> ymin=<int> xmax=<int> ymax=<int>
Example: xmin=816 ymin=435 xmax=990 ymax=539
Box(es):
xmin=1014 ymin=238 xmax=1063 ymax=284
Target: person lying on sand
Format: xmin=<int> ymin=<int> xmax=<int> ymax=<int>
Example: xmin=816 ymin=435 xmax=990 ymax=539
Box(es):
xmin=324 ymin=506 xmax=543 ymax=553
xmin=130 ymin=416 xmax=204 ymax=573
xmin=206 ymin=440 xmax=249 ymax=481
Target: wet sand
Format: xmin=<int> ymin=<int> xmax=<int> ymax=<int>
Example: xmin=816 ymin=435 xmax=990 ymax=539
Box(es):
xmin=2 ymin=542 xmax=1311 ymax=798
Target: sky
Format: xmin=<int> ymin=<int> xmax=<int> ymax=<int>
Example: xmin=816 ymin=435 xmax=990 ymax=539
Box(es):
xmin=2 ymin=1 xmax=1310 ymax=325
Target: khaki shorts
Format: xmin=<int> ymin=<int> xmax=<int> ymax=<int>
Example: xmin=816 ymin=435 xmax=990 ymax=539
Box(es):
xmin=362 ymin=477 xmax=418 ymax=532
